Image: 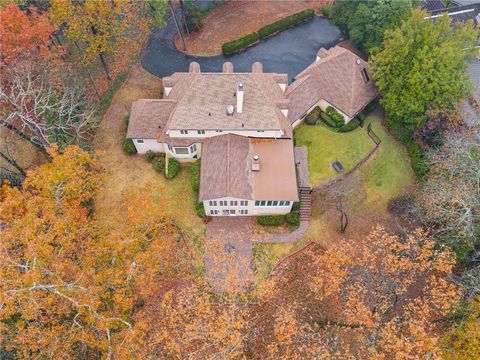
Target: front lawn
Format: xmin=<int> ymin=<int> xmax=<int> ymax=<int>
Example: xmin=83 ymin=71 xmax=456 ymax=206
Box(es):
xmin=294 ymin=121 xmax=376 ymax=187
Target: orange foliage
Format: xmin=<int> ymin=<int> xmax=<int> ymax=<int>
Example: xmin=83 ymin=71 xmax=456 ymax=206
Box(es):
xmin=251 ymin=226 xmax=460 ymax=358
xmin=0 ymin=4 xmax=61 ymax=66
xmin=0 ymin=145 xmax=200 ymax=358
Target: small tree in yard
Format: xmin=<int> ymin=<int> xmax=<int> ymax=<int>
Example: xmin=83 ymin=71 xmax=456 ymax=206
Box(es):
xmin=328 ymin=176 xmax=363 ymax=233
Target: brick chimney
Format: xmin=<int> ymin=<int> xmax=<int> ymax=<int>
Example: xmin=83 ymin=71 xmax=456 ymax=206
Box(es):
xmin=236 ymin=82 xmax=244 ymax=114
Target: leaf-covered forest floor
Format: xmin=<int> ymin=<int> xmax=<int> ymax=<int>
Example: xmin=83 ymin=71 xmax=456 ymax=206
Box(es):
xmin=92 ymin=64 xmax=205 ymax=240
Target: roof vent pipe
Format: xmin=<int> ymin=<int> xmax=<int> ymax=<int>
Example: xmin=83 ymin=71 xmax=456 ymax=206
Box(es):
xmin=226 ymin=105 xmax=234 ymax=116
xmin=252 ymin=155 xmax=260 ymax=171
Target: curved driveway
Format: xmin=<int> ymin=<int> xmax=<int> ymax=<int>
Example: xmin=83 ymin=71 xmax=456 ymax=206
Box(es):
xmin=142 ymin=16 xmax=343 ymax=82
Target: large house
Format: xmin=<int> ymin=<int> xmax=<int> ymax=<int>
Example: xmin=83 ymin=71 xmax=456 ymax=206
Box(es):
xmin=126 ymin=45 xmax=377 ymax=217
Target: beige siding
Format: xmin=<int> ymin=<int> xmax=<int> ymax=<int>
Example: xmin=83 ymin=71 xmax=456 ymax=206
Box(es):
xmin=203 ymin=197 xmax=294 ymax=217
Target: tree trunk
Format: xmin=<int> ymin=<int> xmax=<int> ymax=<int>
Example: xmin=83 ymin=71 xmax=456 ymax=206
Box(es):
xmin=169 ymin=0 xmax=186 ymax=50
xmin=98 ymin=53 xmax=111 ymax=80
xmin=0 ymin=151 xmax=27 ymax=178
xmin=0 ymin=119 xmax=49 ymax=156
xmin=179 ymin=0 xmax=190 ymax=37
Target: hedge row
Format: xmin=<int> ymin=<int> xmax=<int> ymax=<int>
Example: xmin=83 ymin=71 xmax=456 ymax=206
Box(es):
xmin=258 ymin=9 xmax=315 ymax=38
xmin=191 ymin=160 xmax=201 ymax=193
xmin=166 ymin=158 xmax=180 ymax=179
xmin=122 ymin=113 xmax=137 ymax=155
xmin=195 ymin=200 xmax=206 ymax=218
xmin=257 ymin=215 xmax=285 ymax=226
xmin=222 ymin=31 xmax=260 ymax=55
xmin=221 ymin=9 xmax=314 ymax=55
xmin=338 ymin=118 xmax=360 ymax=132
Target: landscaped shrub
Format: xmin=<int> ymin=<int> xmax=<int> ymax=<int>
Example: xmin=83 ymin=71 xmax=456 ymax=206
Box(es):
xmin=152 ymin=156 xmax=166 ymax=173
xmin=258 ymin=9 xmax=315 ymax=38
xmin=292 ymin=202 xmax=300 ymax=211
xmin=407 ymin=141 xmax=429 ymax=179
xmin=339 ymin=118 xmax=361 ymax=132
xmin=145 ymin=150 xmax=158 ymax=162
xmin=320 ymin=112 xmax=338 ymax=128
xmin=285 ymin=212 xmax=300 ymax=227
xmin=325 ymin=106 xmax=345 ymax=127
xmin=191 ymin=160 xmax=201 ymax=193
xmin=124 ymin=114 xmax=130 ymax=128
xmin=387 ymin=194 xmax=416 ymax=221
xmin=257 ymin=215 xmax=285 ymax=226
xmin=305 ymin=106 xmax=321 ymax=125
xmin=166 ymin=158 xmax=180 ymax=179
xmin=195 ymin=200 xmax=206 ymax=218
xmin=222 ymin=32 xmax=260 ymax=55
xmin=305 ymin=112 xmax=318 ymax=125
xmin=122 ymin=138 xmax=137 ymax=155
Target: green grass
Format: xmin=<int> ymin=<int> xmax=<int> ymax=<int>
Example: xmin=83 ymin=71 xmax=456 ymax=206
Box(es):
xmin=294 ymin=122 xmax=375 ymax=187
xmin=253 ymin=110 xmax=415 ymax=282
xmin=359 ymin=112 xmax=415 ymax=212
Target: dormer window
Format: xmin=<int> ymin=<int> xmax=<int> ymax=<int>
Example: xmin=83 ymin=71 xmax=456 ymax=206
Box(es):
xmin=197 ymin=130 xmax=205 ymax=134
xmin=361 ymin=68 xmax=370 ymax=84
xmin=180 ymin=130 xmax=188 ymax=134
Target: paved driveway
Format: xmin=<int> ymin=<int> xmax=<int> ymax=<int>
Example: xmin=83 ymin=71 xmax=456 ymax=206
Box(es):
xmin=205 ymin=217 xmax=254 ymax=293
xmin=142 ymin=16 xmax=343 ymax=82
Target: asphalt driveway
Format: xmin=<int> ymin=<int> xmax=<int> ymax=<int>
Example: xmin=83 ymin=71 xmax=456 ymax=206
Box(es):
xmin=142 ymin=15 xmax=343 ymax=82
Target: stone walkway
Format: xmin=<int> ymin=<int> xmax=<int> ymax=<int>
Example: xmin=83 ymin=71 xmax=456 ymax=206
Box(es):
xmin=204 ymin=217 xmax=255 ymax=293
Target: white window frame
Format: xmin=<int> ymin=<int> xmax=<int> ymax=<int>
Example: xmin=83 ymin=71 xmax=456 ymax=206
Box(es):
xmin=180 ymin=130 xmax=188 ymax=134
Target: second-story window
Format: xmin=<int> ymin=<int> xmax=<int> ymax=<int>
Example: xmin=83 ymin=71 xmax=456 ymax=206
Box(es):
xmin=180 ymin=130 xmax=188 ymax=134
xmin=197 ymin=130 xmax=206 ymax=134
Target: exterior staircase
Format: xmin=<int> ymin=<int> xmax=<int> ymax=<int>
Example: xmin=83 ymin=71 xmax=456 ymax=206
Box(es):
xmin=299 ymin=186 xmax=312 ymax=221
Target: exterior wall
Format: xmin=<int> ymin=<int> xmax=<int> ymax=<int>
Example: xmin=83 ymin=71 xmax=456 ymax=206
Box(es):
xmin=132 ymin=139 xmax=165 ymax=154
xmin=317 ymin=99 xmax=352 ymax=123
xmin=167 ymin=129 xmax=283 ymax=139
xmin=203 ymin=197 xmax=294 ymax=217
xmin=291 ymin=98 xmax=353 ymax=129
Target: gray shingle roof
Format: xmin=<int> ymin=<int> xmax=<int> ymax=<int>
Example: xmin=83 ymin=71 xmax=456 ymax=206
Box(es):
xmin=286 ymin=46 xmax=377 ymax=121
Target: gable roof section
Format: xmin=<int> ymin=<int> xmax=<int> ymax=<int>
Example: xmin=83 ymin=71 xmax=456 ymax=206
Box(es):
xmin=164 ymin=72 xmax=289 ymax=132
xmin=286 ymin=46 xmax=377 ymax=121
xmin=126 ymin=99 xmax=177 ymax=139
xmin=199 ymin=135 xmax=298 ymax=201
xmin=199 ymin=134 xmax=253 ymax=200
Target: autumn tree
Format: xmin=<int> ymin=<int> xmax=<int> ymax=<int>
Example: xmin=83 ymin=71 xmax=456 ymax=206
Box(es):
xmin=0 ymin=64 xmax=96 ymax=151
xmin=0 ymin=146 xmax=200 ymax=358
xmin=49 ymin=0 xmax=143 ymax=80
xmin=0 ymin=3 xmax=61 ymax=67
xmin=252 ymin=226 xmax=460 ymax=358
xmin=419 ymin=128 xmax=480 ymax=264
xmin=371 ymin=9 xmax=477 ymax=136
xmin=136 ymin=284 xmax=250 ymax=358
